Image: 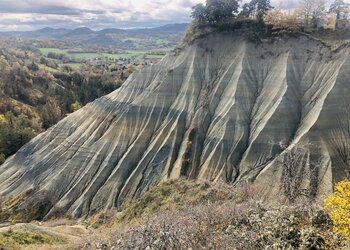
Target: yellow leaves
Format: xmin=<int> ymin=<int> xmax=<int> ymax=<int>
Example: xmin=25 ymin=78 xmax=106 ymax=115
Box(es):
xmin=70 ymin=101 xmax=82 ymax=112
xmin=324 ymin=180 xmax=350 ymax=239
xmin=265 ymin=8 xmax=304 ymax=32
xmin=0 ymin=115 xmax=7 ymax=124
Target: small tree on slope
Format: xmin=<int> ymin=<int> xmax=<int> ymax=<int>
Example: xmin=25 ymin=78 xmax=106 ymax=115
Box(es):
xmin=325 ymin=180 xmax=350 ymax=239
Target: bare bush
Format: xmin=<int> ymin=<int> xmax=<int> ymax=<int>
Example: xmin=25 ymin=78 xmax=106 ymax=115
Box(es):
xmin=274 ymin=142 xmax=322 ymax=204
xmin=81 ymin=200 xmax=346 ymax=250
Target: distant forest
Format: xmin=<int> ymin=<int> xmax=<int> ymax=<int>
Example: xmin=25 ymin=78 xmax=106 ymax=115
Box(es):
xmin=0 ymin=40 xmax=137 ymax=164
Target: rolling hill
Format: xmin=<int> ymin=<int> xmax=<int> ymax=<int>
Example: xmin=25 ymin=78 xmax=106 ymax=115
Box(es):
xmin=0 ymin=24 xmax=189 ymax=50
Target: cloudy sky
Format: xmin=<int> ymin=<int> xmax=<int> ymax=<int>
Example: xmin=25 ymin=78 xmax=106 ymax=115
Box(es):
xmin=0 ymin=0 xmax=305 ymax=31
xmin=0 ymin=0 xmax=209 ymax=31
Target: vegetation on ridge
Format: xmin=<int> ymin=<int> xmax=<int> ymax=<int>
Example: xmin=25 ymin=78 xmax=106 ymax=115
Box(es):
xmin=191 ymin=0 xmax=350 ymax=33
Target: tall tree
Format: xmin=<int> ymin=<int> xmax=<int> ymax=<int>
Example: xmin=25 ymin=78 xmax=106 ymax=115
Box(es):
xmin=192 ymin=0 xmax=239 ymax=23
xmin=329 ymin=0 xmax=349 ymax=28
xmin=256 ymin=0 xmax=274 ymax=16
xmin=239 ymin=0 xmax=273 ymax=21
xmin=191 ymin=4 xmax=207 ymax=23
xmin=239 ymin=2 xmax=256 ymax=18
xmin=222 ymin=0 xmax=240 ymax=16
xmin=206 ymin=0 xmax=227 ymax=23
xmin=302 ymin=0 xmax=326 ymax=28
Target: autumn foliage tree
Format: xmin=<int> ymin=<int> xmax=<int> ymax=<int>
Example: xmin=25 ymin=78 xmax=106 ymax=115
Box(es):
xmin=324 ymin=180 xmax=350 ymax=239
xmin=265 ymin=8 xmax=304 ymax=31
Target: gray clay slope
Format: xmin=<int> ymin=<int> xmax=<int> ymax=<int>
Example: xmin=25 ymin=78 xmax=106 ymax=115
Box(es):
xmin=0 ymin=33 xmax=349 ymax=218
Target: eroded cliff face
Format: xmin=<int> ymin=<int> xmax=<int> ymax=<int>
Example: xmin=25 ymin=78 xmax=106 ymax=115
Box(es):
xmin=0 ymin=32 xmax=349 ymax=219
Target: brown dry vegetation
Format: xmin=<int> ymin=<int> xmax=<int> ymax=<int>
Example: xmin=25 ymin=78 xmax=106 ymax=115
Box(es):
xmin=0 ymin=180 xmax=349 ymax=249
xmin=78 ymin=180 xmax=349 ymax=250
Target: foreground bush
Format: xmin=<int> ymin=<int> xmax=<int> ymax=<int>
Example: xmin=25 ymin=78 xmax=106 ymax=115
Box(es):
xmin=82 ymin=181 xmax=348 ymax=250
xmin=83 ymin=202 xmax=346 ymax=249
xmin=325 ymin=180 xmax=350 ymax=239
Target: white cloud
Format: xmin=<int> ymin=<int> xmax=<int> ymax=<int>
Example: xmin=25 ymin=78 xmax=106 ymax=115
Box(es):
xmin=0 ymin=0 xmax=340 ymax=31
xmin=0 ymin=0 xmax=205 ymax=30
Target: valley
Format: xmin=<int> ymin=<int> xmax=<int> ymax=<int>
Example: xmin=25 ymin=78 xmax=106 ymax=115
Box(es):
xmin=0 ymin=31 xmax=178 ymax=165
xmin=0 ymin=24 xmax=188 ymax=50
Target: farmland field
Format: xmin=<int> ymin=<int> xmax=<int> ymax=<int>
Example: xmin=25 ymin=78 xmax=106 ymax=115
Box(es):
xmin=39 ymin=48 xmax=68 ymax=56
xmin=58 ymin=63 xmax=83 ymax=69
xmin=39 ymin=48 xmax=165 ymax=61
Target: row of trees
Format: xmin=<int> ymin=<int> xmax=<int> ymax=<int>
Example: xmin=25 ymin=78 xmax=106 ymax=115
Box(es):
xmin=192 ymin=0 xmax=272 ymax=23
xmin=265 ymin=0 xmax=350 ymax=31
xmin=192 ymin=0 xmax=350 ymax=30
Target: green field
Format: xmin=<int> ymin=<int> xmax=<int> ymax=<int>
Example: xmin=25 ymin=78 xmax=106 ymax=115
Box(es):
xmin=58 ymin=63 xmax=83 ymax=69
xmin=39 ymin=48 xmax=165 ymax=62
xmin=145 ymin=54 xmax=165 ymax=59
xmin=69 ymin=53 xmax=102 ymax=60
xmin=39 ymin=48 xmax=68 ymax=56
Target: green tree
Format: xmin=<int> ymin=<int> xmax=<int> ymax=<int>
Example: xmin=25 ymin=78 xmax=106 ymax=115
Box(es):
xmin=0 ymin=112 xmax=37 ymax=158
xmin=191 ymin=4 xmax=207 ymax=23
xmin=28 ymin=61 xmax=39 ymax=71
xmin=239 ymin=0 xmax=273 ymax=21
xmin=256 ymin=0 xmax=273 ymax=21
xmin=223 ymin=0 xmax=240 ymax=18
xmin=239 ymin=2 xmax=256 ymax=18
xmin=191 ymin=0 xmax=239 ymax=23
xmin=206 ymin=0 xmax=224 ymax=23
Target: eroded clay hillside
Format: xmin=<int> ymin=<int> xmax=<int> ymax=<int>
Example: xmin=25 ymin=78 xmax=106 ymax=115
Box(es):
xmin=0 ymin=31 xmax=349 ymax=219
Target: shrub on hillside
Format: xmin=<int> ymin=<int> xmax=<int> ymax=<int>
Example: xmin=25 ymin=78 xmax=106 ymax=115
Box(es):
xmin=82 ymin=181 xmax=347 ymax=250
xmin=83 ymin=202 xmax=346 ymax=249
xmin=325 ymin=180 xmax=350 ymax=239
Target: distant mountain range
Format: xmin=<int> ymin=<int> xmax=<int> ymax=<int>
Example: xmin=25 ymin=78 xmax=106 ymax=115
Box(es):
xmin=0 ymin=23 xmax=189 ymax=50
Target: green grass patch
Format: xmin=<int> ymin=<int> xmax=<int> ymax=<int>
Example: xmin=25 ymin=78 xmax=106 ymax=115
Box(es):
xmin=39 ymin=48 xmax=68 ymax=56
xmin=39 ymin=47 xmax=166 ymax=62
xmin=59 ymin=63 xmax=83 ymax=69
xmin=103 ymin=51 xmax=146 ymax=60
xmin=117 ymin=179 xmax=235 ymax=223
xmin=69 ymin=53 xmax=102 ymax=60
xmin=122 ymin=37 xmax=144 ymax=42
xmin=0 ymin=229 xmax=64 ymax=248
xmin=145 ymin=54 xmax=165 ymax=59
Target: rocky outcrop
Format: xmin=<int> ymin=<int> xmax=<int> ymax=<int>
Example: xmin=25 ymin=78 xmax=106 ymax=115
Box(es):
xmin=0 ymin=32 xmax=349 ymax=219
